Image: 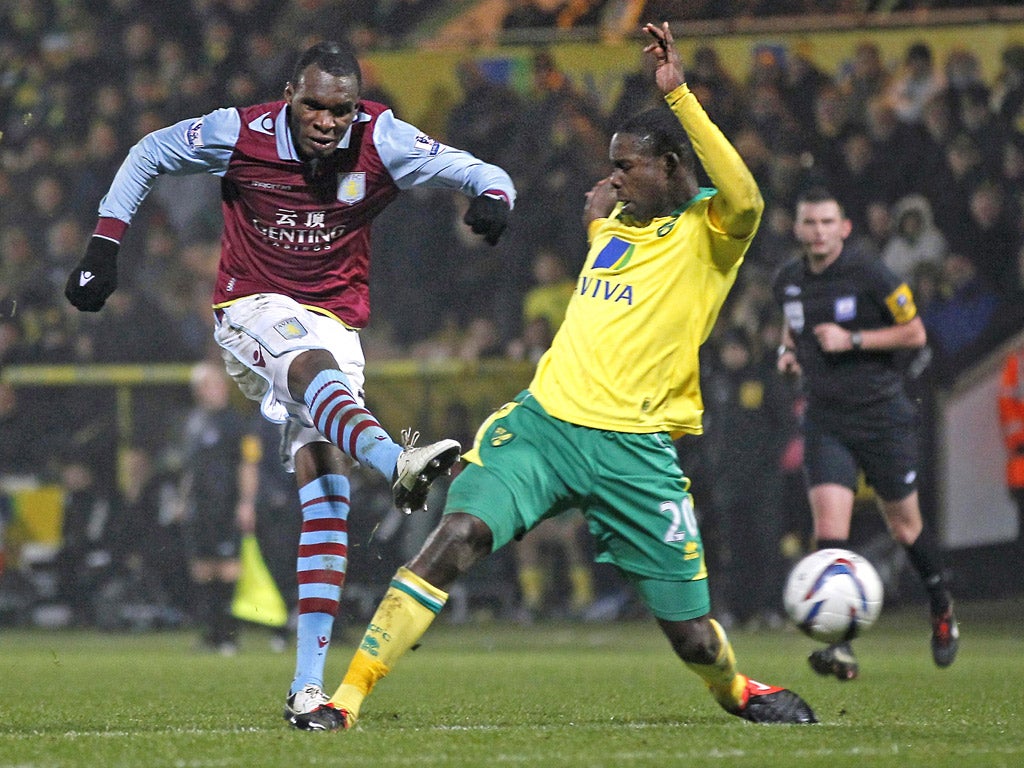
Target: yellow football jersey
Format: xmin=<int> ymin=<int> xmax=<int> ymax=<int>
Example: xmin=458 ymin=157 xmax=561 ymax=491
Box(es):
xmin=530 ymin=195 xmax=746 ymax=436
xmin=529 ymin=83 xmax=762 ymax=436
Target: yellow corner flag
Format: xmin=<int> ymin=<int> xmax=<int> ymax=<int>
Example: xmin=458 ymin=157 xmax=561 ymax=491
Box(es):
xmin=232 ymin=533 xmax=289 ymax=627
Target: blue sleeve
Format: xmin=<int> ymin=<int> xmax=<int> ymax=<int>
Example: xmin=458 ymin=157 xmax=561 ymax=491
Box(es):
xmin=373 ymin=110 xmax=516 ymax=207
xmin=98 ymin=108 xmax=241 ymax=223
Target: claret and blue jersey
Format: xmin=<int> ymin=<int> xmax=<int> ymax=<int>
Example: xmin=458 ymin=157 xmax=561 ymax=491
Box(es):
xmin=97 ymin=99 xmax=514 ymax=328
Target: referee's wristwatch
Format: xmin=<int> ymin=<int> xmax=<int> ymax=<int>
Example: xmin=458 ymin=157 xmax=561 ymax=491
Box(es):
xmin=850 ymin=330 xmax=863 ymax=350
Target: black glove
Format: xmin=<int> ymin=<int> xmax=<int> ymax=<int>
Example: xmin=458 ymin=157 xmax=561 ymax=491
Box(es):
xmin=464 ymin=192 xmax=510 ymax=246
xmin=65 ymin=236 xmax=119 ymax=312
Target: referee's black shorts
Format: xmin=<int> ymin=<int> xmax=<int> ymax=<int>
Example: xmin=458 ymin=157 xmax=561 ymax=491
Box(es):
xmin=185 ymin=503 xmax=242 ymax=560
xmin=803 ymin=395 xmax=919 ymax=502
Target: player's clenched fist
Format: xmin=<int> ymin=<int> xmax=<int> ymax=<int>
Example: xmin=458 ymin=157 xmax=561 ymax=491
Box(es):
xmin=463 ymin=191 xmax=510 ymax=246
xmin=65 ymin=236 xmax=119 ymax=312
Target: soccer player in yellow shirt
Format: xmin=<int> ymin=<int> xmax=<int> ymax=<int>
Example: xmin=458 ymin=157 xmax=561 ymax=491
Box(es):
xmin=292 ymin=22 xmax=817 ymax=730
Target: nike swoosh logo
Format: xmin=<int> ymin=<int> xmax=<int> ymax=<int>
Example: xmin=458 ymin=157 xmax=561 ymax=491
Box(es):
xmin=79 ymin=271 xmax=95 ymax=286
xmin=248 ymin=112 xmax=275 ymax=135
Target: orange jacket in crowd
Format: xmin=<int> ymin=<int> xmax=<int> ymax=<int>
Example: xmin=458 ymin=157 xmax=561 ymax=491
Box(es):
xmin=998 ymin=349 xmax=1024 ymax=489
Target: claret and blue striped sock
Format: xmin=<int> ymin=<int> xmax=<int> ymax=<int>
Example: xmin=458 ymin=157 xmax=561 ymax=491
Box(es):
xmin=304 ymin=370 xmax=402 ymax=479
xmin=290 ymin=473 xmax=350 ymax=696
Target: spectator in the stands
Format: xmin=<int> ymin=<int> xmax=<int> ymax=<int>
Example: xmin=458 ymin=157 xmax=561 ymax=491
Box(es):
xmin=838 ymin=40 xmax=890 ymax=120
xmin=922 ymin=253 xmax=998 ymax=360
xmin=882 ymin=195 xmax=949 ymax=282
xmin=887 ymin=40 xmax=945 ymax=125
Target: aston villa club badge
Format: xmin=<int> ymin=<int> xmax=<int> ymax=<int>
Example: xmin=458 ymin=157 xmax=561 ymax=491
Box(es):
xmin=337 ymin=172 xmax=366 ymax=204
xmin=274 ymin=317 xmax=308 ymax=340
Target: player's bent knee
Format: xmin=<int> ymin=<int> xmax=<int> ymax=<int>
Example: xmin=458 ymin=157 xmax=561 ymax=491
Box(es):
xmin=294 ymin=441 xmax=350 ymax=483
xmin=287 ymin=348 xmax=340 ymax=398
xmin=410 ymin=512 xmax=493 ymax=587
xmin=658 ymin=615 xmax=718 ymax=664
xmin=439 ymin=511 xmax=494 ymax=554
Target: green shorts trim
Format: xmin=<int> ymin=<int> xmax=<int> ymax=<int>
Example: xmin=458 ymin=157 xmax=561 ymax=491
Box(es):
xmin=445 ymin=392 xmax=708 ymax=619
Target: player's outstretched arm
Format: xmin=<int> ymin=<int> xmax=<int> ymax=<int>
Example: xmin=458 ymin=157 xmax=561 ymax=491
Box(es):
xmin=66 ymin=110 xmax=238 ymax=312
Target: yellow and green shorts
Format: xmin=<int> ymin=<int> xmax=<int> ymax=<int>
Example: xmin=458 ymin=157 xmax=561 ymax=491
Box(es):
xmin=446 ymin=391 xmax=710 ymax=621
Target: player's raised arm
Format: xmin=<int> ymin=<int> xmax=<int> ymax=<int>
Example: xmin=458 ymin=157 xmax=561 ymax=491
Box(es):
xmin=645 ymin=22 xmax=762 ymax=247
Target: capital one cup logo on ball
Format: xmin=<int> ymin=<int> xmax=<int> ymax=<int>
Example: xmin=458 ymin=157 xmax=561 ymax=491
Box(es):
xmin=783 ymin=549 xmax=884 ymax=643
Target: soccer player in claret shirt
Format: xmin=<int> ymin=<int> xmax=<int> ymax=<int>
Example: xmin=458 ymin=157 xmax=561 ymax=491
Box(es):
xmin=774 ymin=187 xmax=959 ymax=681
xmin=294 ymin=22 xmax=817 ymax=731
xmin=64 ymin=40 xmax=516 ymax=722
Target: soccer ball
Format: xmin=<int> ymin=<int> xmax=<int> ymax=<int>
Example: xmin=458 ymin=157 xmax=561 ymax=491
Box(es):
xmin=783 ymin=548 xmax=884 ymax=643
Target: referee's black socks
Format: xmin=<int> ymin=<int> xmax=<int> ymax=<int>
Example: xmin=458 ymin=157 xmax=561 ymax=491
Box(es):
xmin=904 ymin=527 xmax=952 ymax=615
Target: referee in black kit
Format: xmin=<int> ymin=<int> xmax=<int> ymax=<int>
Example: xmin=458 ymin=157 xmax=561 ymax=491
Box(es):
xmin=773 ymin=186 xmax=958 ymax=681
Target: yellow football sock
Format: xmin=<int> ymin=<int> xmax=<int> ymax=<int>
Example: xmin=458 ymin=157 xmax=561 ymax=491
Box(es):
xmin=684 ymin=618 xmax=747 ymax=710
xmin=330 ymin=566 xmax=448 ymax=721
xmin=569 ymin=565 xmax=594 ymax=612
xmin=518 ymin=565 xmax=544 ymax=611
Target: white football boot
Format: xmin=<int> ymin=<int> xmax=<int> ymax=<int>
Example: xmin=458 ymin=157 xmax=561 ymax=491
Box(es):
xmin=392 ymin=428 xmax=461 ymax=513
xmin=284 ymin=684 xmax=330 ymax=724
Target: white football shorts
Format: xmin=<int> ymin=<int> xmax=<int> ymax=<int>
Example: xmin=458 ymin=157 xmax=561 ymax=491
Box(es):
xmin=213 ymin=293 xmax=366 ymax=469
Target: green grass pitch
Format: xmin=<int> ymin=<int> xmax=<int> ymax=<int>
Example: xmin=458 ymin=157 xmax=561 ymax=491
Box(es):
xmin=0 ymin=599 xmax=1020 ymax=768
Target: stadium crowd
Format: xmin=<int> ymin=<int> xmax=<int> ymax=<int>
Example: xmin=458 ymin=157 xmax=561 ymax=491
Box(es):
xmin=4 ymin=2 xmax=1024 ymax=364
xmin=3 ymin=0 xmax=1024 ymax=629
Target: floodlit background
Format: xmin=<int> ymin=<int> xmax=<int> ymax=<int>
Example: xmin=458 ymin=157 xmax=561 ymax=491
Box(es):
xmin=2 ymin=1 xmax=1024 ymax=636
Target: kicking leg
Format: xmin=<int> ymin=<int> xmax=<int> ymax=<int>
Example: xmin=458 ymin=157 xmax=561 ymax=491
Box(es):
xmin=290 ymin=349 xmax=460 ymax=511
